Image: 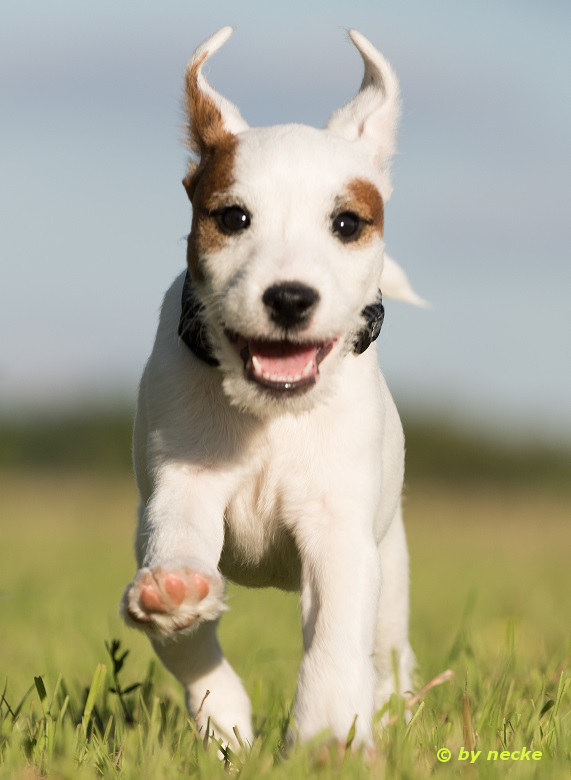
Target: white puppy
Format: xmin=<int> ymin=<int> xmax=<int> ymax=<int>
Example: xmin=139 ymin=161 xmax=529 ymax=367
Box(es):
xmin=121 ymin=27 xmax=419 ymax=749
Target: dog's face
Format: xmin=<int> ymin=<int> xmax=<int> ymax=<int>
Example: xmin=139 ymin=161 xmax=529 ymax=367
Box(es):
xmin=183 ymin=28 xmax=401 ymax=417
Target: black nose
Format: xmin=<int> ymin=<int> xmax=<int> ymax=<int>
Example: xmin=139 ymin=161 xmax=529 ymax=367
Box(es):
xmin=262 ymin=282 xmax=320 ymax=330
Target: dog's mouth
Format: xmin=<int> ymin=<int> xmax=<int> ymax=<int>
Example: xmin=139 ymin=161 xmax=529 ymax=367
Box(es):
xmin=225 ymin=331 xmax=336 ymax=392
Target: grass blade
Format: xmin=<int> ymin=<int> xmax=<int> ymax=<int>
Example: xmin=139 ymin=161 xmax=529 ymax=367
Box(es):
xmin=34 ymin=675 xmax=50 ymax=718
xmin=82 ymin=664 xmax=107 ymax=738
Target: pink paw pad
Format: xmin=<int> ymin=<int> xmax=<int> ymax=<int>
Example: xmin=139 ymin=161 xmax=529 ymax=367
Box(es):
xmin=139 ymin=570 xmax=210 ymax=613
xmin=140 ymin=583 xmax=169 ymax=612
xmin=124 ymin=567 xmax=213 ymax=633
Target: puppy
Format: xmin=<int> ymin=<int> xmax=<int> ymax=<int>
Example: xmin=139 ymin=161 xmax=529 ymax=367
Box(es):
xmin=121 ymin=27 xmax=420 ymax=749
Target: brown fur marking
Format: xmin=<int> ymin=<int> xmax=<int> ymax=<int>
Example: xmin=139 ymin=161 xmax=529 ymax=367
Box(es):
xmin=186 ymin=137 xmax=239 ymax=282
xmin=185 ymin=53 xmax=230 ymax=155
xmin=343 ymin=178 xmax=384 ymax=239
xmin=184 ymin=52 xmax=240 ymax=281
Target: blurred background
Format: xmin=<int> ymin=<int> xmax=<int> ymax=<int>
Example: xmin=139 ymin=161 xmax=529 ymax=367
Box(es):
xmin=0 ymin=0 xmax=569 ymax=726
xmin=1 ymin=0 xmax=570 ymax=443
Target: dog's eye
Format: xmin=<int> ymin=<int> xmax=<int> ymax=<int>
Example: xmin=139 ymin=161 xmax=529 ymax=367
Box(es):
xmin=212 ymin=206 xmax=251 ymax=234
xmin=332 ymin=211 xmax=363 ymax=241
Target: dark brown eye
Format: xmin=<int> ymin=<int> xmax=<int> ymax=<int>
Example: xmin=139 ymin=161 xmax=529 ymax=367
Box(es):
xmin=213 ymin=206 xmax=251 ymax=233
xmin=332 ymin=211 xmax=362 ymax=241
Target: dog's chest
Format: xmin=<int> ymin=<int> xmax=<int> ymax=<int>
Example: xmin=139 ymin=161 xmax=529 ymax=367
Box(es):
xmin=219 ymin=460 xmax=301 ymax=590
xmin=217 ymin=419 xmax=320 ymax=590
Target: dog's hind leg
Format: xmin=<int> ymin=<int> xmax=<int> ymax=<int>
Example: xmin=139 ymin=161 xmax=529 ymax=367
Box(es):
xmin=151 ymin=621 xmax=254 ymax=749
xmin=373 ymin=503 xmax=415 ymax=715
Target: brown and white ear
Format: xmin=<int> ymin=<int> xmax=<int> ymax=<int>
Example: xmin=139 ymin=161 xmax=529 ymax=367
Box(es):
xmin=184 ymin=26 xmax=249 ymax=155
xmin=327 ymin=30 xmax=400 ymax=176
xmin=381 ymin=254 xmax=428 ymax=307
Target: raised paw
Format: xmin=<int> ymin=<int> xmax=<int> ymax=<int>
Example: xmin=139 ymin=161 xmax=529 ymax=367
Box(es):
xmin=121 ymin=565 xmax=225 ymax=636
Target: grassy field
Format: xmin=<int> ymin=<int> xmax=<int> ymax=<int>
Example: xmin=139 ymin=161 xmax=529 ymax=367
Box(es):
xmin=1 ymin=441 xmax=570 ymax=777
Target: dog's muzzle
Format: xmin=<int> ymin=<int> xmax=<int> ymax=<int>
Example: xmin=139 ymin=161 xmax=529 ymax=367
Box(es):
xmin=178 ymin=272 xmax=385 ymax=392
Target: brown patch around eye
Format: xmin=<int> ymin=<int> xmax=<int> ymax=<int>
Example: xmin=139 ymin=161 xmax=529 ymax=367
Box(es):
xmin=343 ymin=178 xmax=384 ymax=239
xmin=185 ymin=136 xmax=239 ymax=282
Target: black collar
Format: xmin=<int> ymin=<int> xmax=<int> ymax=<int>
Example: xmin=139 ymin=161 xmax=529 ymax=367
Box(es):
xmin=178 ymin=271 xmax=384 ymax=366
xmin=178 ymin=271 xmax=221 ymax=366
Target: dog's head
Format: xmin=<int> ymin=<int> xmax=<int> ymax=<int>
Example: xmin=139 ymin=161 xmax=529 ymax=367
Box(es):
xmin=182 ymin=27 xmax=404 ymax=417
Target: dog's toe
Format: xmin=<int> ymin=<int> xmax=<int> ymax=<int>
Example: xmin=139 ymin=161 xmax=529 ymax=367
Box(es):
xmin=121 ymin=565 xmax=223 ymax=636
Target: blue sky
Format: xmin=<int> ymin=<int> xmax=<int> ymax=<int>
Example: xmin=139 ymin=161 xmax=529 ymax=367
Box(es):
xmin=1 ymin=0 xmax=570 ymax=442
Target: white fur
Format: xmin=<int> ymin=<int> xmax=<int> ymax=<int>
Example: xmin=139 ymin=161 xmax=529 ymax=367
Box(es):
xmin=382 ymin=254 xmax=428 ymax=307
xmin=122 ymin=27 xmax=419 ymax=750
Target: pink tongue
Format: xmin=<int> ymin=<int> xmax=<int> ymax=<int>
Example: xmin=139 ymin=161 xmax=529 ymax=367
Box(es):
xmin=249 ymin=340 xmax=319 ymax=380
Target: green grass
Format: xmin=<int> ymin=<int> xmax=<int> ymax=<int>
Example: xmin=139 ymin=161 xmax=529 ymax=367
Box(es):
xmin=1 ymin=471 xmax=570 ymax=778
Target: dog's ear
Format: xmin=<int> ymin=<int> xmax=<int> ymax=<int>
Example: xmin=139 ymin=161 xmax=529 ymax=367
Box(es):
xmin=381 ymin=255 xmax=428 ymax=307
xmin=184 ymin=27 xmax=249 ymax=157
xmin=326 ymin=31 xmax=400 ymax=182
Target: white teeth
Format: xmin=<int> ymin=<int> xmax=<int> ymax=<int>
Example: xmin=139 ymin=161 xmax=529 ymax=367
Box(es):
xmin=302 ymin=360 xmax=315 ymax=377
xmin=251 ymin=355 xmax=262 ymax=375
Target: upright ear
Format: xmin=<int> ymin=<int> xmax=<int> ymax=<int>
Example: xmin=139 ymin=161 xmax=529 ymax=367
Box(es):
xmin=381 ymin=254 xmax=428 ymax=307
xmin=326 ymin=30 xmax=400 ymax=189
xmin=184 ymin=26 xmax=249 ymax=158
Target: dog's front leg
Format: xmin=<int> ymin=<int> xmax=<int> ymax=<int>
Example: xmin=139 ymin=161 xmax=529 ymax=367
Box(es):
xmin=122 ymin=464 xmax=230 ymax=635
xmin=121 ymin=464 xmax=253 ymax=747
xmin=292 ymin=521 xmax=381 ymax=747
